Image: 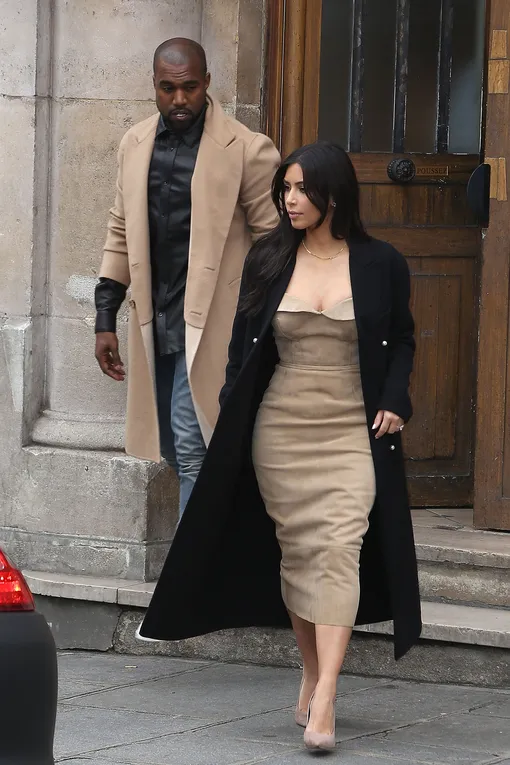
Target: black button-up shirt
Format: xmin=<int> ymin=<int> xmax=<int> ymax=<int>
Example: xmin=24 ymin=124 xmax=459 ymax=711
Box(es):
xmin=149 ymin=108 xmax=205 ymax=354
xmin=95 ymin=108 xmax=206 ymax=356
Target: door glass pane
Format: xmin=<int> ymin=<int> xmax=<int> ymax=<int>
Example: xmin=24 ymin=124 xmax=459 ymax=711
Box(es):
xmin=362 ymin=0 xmax=398 ymax=151
xmin=314 ymin=0 xmax=484 ymax=154
xmin=317 ymin=1 xmax=353 ymax=148
xmin=405 ymin=0 xmax=442 ymax=152
xmin=449 ymin=0 xmax=485 ymax=153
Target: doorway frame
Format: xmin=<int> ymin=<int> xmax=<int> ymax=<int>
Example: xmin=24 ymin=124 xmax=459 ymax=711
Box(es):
xmin=263 ymin=0 xmax=510 ymax=530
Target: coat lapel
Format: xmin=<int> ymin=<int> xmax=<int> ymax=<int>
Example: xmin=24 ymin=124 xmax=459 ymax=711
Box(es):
xmin=256 ymin=254 xmax=296 ymax=338
xmin=188 ymin=95 xmax=244 ymax=299
xmin=349 ymin=237 xmax=382 ymax=330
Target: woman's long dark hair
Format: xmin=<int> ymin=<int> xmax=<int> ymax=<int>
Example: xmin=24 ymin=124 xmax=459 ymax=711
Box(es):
xmin=240 ymin=141 xmax=369 ymax=315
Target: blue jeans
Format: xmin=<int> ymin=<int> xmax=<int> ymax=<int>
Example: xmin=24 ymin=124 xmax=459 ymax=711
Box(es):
xmin=155 ymin=350 xmax=206 ymax=517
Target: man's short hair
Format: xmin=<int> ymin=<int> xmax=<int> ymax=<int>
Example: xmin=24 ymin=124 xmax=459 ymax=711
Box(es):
xmin=153 ymin=38 xmax=208 ymax=76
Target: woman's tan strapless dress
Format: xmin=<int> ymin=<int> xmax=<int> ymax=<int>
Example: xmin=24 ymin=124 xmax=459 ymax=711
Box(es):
xmin=252 ymin=294 xmax=376 ymax=627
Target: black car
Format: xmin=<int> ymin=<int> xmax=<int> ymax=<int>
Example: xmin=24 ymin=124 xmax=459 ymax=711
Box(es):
xmin=0 ymin=548 xmax=57 ymax=764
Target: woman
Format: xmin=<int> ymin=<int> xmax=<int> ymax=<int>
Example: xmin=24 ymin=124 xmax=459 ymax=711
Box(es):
xmin=140 ymin=142 xmax=422 ymax=752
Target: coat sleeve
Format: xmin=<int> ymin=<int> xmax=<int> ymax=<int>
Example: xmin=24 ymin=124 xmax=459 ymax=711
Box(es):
xmin=99 ymin=136 xmax=131 ymax=288
xmin=240 ymin=133 xmax=280 ymax=241
xmin=378 ymin=249 xmax=415 ymax=422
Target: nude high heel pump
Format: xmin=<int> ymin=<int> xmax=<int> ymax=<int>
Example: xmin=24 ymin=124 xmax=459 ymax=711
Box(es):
xmin=295 ymin=676 xmax=308 ymax=728
xmin=303 ymin=692 xmax=336 ymax=751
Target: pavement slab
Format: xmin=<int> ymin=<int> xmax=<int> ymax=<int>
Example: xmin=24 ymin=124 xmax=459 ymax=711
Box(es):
xmin=57 ymin=651 xmax=209 ymax=698
xmin=82 ymin=728 xmax=297 ymax=765
xmin=369 ymin=713 xmax=510 ymax=757
xmin=341 ymin=734 xmax=498 ymax=764
xmin=469 ymin=696 xmax=510 ymax=719
xmin=54 ymin=704 xmax=215 ymax=760
xmin=55 ymin=652 xmax=510 ymax=765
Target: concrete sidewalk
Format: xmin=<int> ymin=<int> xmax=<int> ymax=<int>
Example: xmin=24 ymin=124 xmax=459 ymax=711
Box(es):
xmin=55 ymin=652 xmax=510 ymax=765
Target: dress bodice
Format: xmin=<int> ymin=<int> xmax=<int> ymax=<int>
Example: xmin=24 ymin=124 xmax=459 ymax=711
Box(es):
xmin=273 ymin=295 xmax=360 ymax=368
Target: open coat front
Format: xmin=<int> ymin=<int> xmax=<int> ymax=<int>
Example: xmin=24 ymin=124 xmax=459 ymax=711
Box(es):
xmin=141 ymin=237 xmax=422 ymax=660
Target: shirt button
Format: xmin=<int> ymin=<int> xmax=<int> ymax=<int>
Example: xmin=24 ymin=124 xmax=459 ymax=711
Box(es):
xmin=382 ymin=340 xmax=388 ymax=346
xmin=390 ymin=445 xmax=396 ymax=451
xmin=158 ymin=312 xmax=163 ymax=317
xmin=253 ymin=337 xmax=258 ymax=343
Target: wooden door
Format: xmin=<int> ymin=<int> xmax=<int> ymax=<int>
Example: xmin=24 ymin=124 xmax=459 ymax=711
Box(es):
xmin=266 ymin=0 xmax=485 ymax=507
xmin=475 ymin=1 xmax=510 ymax=531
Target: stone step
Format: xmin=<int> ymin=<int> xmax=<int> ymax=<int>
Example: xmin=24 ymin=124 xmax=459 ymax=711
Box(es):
xmin=356 ymin=601 xmax=510 ymax=649
xmin=24 ymin=570 xmax=510 ymax=650
xmin=26 ymin=569 xmax=510 ymax=686
xmin=414 ymin=526 xmax=510 ymax=608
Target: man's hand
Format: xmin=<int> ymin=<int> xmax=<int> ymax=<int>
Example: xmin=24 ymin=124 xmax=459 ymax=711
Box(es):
xmin=95 ymin=332 xmax=125 ymax=381
xmin=372 ymin=410 xmax=404 ymax=438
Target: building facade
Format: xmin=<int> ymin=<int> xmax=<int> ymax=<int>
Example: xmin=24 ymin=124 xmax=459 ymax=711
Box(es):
xmin=1 ymin=0 xmax=509 ymax=585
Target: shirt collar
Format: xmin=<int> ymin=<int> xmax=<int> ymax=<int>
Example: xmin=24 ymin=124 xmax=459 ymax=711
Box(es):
xmin=156 ymin=104 xmax=207 ymax=147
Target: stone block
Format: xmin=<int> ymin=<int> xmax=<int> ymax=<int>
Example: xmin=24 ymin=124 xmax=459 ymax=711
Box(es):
xmin=3 ymin=527 xmax=171 ymax=581
xmin=0 ymin=316 xmax=46 ymax=441
xmin=237 ymin=0 xmax=264 ymax=105
xmin=52 ymin=0 xmax=202 ymax=100
xmin=114 ymin=610 xmax=510 ymax=688
xmin=0 ymin=97 xmax=36 ymax=316
xmin=35 ymin=595 xmax=120 ymax=651
xmin=0 ymin=0 xmax=38 ymax=96
xmin=2 ymin=446 xmax=178 ymax=578
xmin=17 ymin=446 xmax=175 ymax=538
xmin=202 ymin=0 xmax=239 ymax=108
xmin=24 ymin=570 xmax=156 ymax=608
xmin=26 ymin=571 xmax=126 ymax=603
xmin=356 ymin=601 xmax=510 ymax=649
xmin=419 ymin=560 xmax=510 ymax=608
xmin=115 ymin=609 xmax=303 ymax=664
xmin=236 ymin=103 xmax=262 ymax=132
xmin=414 ymin=526 xmax=510 ymax=568
xmin=118 ymin=582 xmax=155 ymax=608
xmin=0 ymin=316 xmax=46 ymax=531
xmin=46 ymin=316 xmax=128 ymax=418
xmin=343 ymin=633 xmax=510 ymax=688
xmin=47 ymin=99 xmax=155 ymax=320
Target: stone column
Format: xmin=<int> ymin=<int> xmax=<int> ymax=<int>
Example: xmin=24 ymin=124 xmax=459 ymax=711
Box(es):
xmin=1 ymin=0 xmax=201 ymax=580
xmin=0 ymin=0 xmax=49 ymax=560
xmin=202 ymin=0 xmax=267 ymax=131
xmin=1 ymin=0 xmax=268 ymax=582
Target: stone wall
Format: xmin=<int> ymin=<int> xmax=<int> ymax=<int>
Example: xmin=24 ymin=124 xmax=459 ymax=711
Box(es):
xmin=0 ymin=0 xmax=266 ymax=579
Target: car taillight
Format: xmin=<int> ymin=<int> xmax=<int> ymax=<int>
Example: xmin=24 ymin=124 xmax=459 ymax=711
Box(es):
xmin=0 ymin=550 xmax=35 ymax=611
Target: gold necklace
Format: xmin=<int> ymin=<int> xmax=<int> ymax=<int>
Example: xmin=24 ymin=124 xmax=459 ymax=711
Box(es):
xmin=302 ymin=240 xmax=347 ymax=261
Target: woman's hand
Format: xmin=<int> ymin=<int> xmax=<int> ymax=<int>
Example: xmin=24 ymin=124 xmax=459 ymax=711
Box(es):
xmin=372 ymin=410 xmax=404 ymax=439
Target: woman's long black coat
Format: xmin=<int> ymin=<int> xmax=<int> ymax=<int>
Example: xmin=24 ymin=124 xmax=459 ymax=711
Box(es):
xmin=141 ymin=236 xmax=422 ymax=660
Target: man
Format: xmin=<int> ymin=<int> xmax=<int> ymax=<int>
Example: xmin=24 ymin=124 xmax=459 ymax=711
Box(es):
xmin=94 ymin=38 xmax=279 ymax=515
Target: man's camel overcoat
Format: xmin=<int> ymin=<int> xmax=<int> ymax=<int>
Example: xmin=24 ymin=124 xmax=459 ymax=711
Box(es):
xmin=100 ymin=94 xmax=280 ymax=460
